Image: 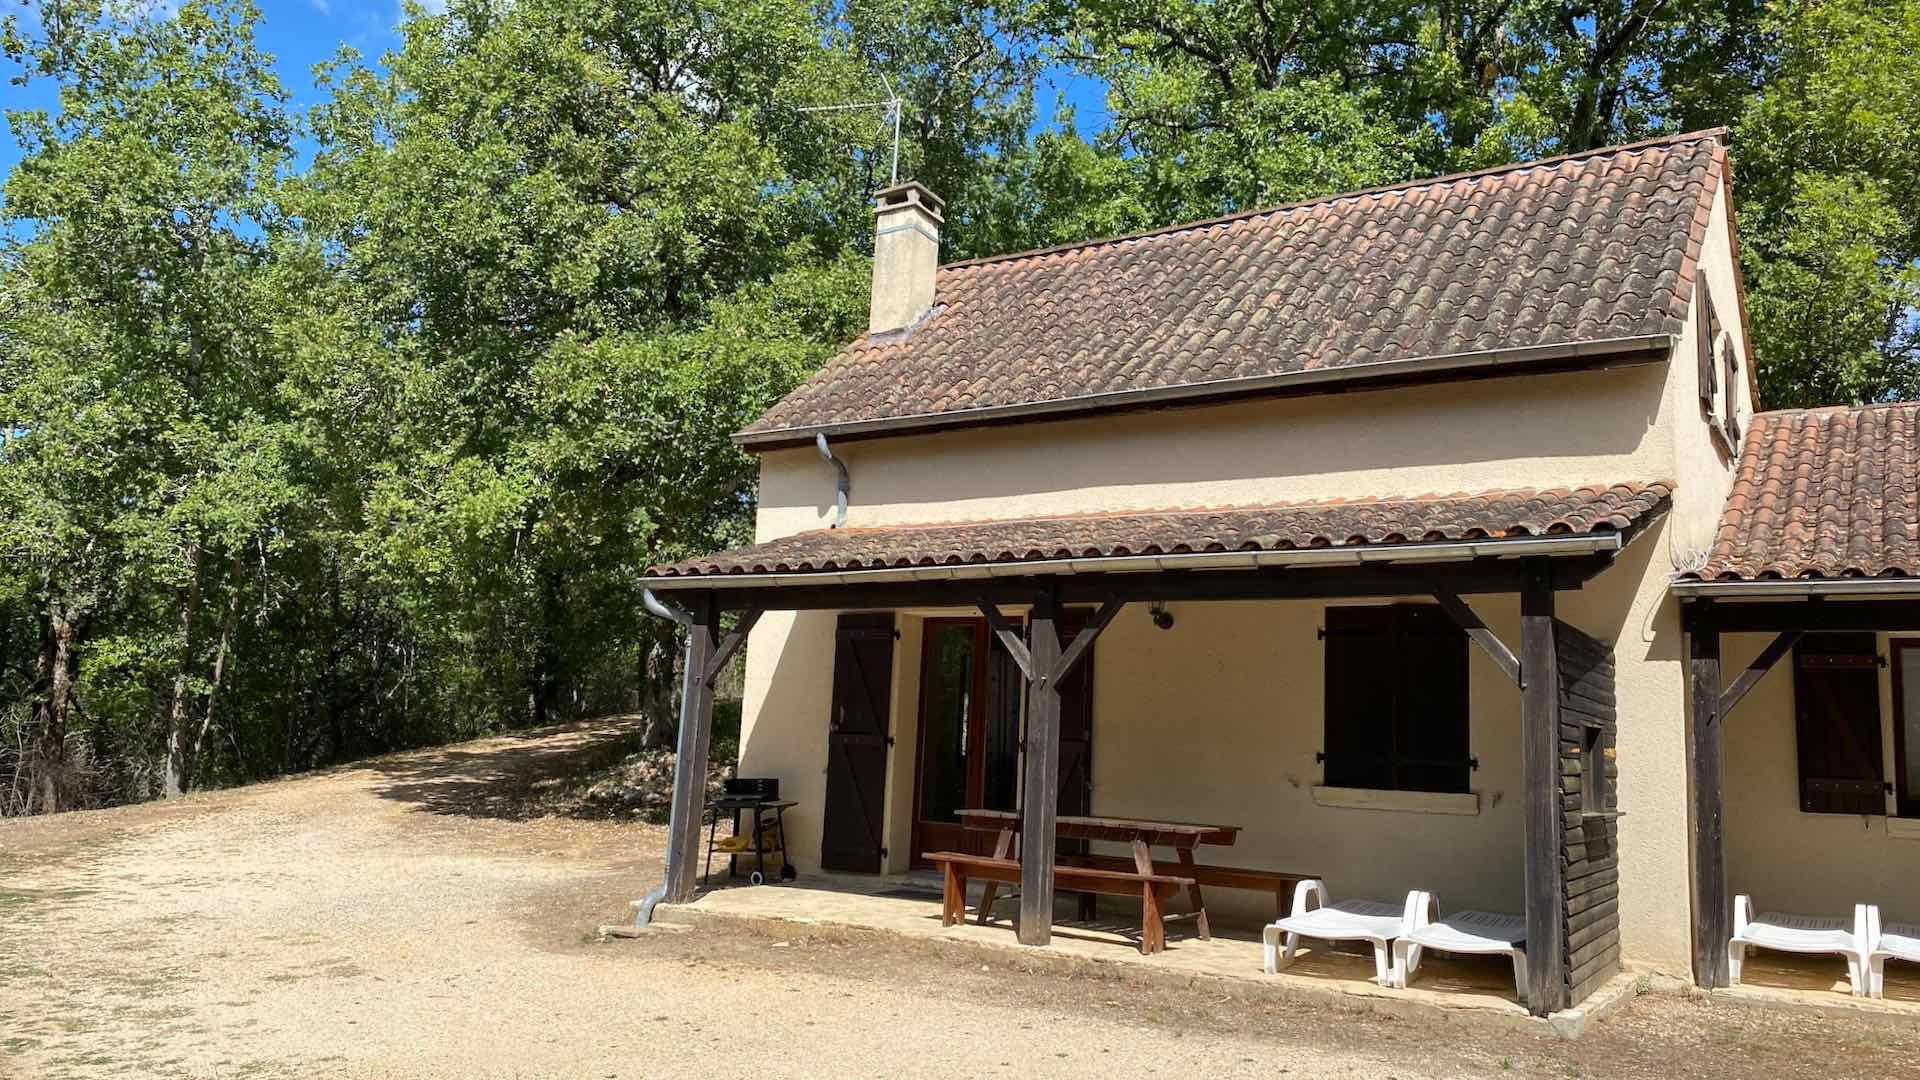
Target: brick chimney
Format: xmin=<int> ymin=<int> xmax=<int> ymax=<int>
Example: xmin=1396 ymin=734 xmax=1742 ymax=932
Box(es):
xmin=869 ymin=180 xmax=944 ymax=335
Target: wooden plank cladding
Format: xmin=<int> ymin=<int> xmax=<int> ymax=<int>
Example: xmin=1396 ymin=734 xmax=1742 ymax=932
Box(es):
xmin=1555 ymin=619 xmax=1622 ymax=1006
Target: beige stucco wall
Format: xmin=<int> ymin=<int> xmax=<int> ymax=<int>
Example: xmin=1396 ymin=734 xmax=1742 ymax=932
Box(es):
xmin=1722 ymin=631 xmax=1920 ymax=921
xmin=754 ymin=361 xmax=1677 ymax=542
xmin=731 ymin=179 xmax=1757 ymax=976
xmin=1666 ymin=177 xmax=1758 ymax=559
xmin=738 ymin=610 xmax=836 ymax=870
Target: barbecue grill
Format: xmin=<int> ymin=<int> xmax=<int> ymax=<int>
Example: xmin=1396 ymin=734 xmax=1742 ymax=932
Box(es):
xmin=704 ymin=777 xmax=797 ymax=886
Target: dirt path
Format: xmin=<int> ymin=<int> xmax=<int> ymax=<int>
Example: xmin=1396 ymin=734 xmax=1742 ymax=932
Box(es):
xmin=3 ymin=721 xmax=1916 ymax=1079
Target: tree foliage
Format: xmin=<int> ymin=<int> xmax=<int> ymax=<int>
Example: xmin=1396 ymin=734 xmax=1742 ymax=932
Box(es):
xmin=1 ymin=0 xmax=1915 ymax=812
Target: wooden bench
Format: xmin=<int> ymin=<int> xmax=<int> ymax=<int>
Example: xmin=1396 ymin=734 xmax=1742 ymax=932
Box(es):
xmin=922 ymin=851 xmax=1195 ymax=954
xmin=1058 ymin=854 xmax=1313 ymax=923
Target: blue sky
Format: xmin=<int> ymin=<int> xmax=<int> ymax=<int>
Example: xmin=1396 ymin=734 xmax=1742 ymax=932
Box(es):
xmin=2 ymin=1 xmax=1109 ymax=184
xmin=0 ymin=1 xmax=424 ymax=181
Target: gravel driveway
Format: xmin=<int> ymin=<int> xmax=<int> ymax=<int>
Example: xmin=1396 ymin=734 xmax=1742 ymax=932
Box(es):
xmin=3 ymin=720 xmax=1916 ymax=1079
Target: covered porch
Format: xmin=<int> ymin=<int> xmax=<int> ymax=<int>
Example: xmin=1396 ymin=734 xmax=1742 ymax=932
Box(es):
xmin=1682 ymin=590 xmax=1920 ymax=1008
xmin=636 ymin=485 xmax=1670 ymax=1017
xmin=1677 ymin=403 xmax=1920 ymax=1009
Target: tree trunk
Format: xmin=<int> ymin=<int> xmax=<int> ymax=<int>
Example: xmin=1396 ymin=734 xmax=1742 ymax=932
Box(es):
xmin=638 ymin=626 xmax=682 ymax=749
xmin=185 ymin=585 xmax=241 ymax=792
xmin=529 ymin=569 xmax=565 ymax=728
xmin=28 ymin=613 xmax=57 ymax=814
xmin=163 ymin=541 xmax=205 ymax=798
xmin=34 ymin=599 xmax=83 ymax=814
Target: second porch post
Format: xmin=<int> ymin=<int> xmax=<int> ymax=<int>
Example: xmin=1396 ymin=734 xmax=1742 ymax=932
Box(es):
xmin=1686 ymin=606 xmax=1730 ymax=988
xmin=1018 ymin=590 xmax=1064 ymax=946
xmin=1520 ymin=559 xmax=1569 ymax=1016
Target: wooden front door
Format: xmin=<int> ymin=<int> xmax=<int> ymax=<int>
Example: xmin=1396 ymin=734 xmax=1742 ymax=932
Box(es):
xmin=821 ymin=613 xmax=895 ymax=873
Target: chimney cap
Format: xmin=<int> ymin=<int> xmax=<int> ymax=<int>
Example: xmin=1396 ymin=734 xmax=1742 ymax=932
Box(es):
xmin=873 ymin=179 xmax=944 ymax=222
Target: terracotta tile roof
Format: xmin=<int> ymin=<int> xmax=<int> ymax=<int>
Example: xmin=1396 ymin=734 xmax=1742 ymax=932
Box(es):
xmin=739 ymin=131 xmax=1725 ymax=444
xmin=1690 ymin=403 xmax=1920 ymax=581
xmin=650 ymin=483 xmax=1672 ymax=578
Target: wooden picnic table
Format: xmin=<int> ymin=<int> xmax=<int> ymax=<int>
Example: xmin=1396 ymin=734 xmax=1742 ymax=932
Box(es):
xmin=956 ymin=808 xmax=1244 ymax=939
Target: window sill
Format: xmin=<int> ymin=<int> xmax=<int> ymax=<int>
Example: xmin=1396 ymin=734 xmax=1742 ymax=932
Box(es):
xmin=1888 ymin=817 xmax=1920 ymax=841
xmin=1310 ymin=786 xmax=1480 ymax=816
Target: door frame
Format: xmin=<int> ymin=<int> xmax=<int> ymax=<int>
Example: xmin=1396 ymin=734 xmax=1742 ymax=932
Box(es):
xmin=909 ymin=617 xmax=993 ymax=865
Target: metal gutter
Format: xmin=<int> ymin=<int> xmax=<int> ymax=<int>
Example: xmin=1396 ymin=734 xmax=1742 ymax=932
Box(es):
xmin=1670 ymin=577 xmax=1920 ymax=600
xmin=816 ymin=433 xmax=849 ymax=528
xmin=734 ymin=334 xmax=1678 ymax=449
xmin=639 ymin=532 xmax=1626 ymax=591
xmin=632 ymin=588 xmax=694 ymax=928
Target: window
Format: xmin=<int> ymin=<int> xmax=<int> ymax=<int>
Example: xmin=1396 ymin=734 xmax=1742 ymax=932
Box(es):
xmin=1891 ymin=640 xmax=1920 ymax=818
xmin=1580 ymin=723 xmax=1611 ymax=814
xmin=1793 ymin=633 xmax=1886 ymax=815
xmin=1322 ymin=604 xmax=1471 ymax=794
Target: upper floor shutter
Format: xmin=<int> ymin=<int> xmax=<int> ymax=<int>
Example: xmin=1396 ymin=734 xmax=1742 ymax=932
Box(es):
xmin=1697 ymin=279 xmax=1718 ymax=413
xmin=1721 ymin=337 xmax=1742 ymax=447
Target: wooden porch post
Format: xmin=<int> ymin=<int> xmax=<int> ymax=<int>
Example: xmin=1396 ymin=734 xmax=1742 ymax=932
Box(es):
xmin=1687 ymin=604 xmax=1730 ymax=988
xmin=663 ymin=593 xmax=719 ymax=904
xmin=1520 ymin=559 xmax=1569 ymax=1016
xmin=1018 ymin=589 xmax=1064 ymax=946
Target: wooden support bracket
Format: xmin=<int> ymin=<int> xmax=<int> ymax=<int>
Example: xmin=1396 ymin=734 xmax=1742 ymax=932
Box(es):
xmin=1432 ymin=589 xmax=1523 ymax=688
xmin=702 ymin=608 xmax=763 ymax=688
xmin=976 ymin=598 xmax=1034 ymax=680
xmin=1715 ymin=630 xmax=1801 ymax=722
xmin=1052 ymin=595 xmax=1125 ymax=681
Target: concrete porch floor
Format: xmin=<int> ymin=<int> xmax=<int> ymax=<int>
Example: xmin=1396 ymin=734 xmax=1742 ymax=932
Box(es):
xmin=663 ymin=870 xmax=1640 ymax=1031
xmin=1719 ymin=949 xmax=1920 ymax=1016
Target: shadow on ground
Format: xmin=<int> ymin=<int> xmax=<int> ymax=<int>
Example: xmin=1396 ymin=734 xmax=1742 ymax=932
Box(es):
xmin=361 ymin=718 xmax=658 ymax=821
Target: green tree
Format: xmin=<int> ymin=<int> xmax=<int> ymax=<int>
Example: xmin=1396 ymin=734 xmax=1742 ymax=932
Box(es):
xmin=2 ymin=0 xmax=312 ymax=802
xmin=1734 ymin=0 xmax=1920 ymax=407
xmin=297 ymin=0 xmax=888 ymax=744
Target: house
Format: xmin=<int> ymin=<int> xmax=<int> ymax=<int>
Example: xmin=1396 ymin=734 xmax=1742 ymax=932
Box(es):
xmin=635 ymin=128 xmax=1920 ymax=1017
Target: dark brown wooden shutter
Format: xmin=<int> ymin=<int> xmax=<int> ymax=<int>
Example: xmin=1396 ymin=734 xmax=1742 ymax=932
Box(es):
xmin=821 ymin=613 xmax=895 ymax=872
xmin=1394 ymin=604 xmax=1472 ymax=794
xmin=1323 ymin=605 xmax=1469 ymax=792
xmin=1721 ymin=338 xmax=1742 ymax=447
xmin=1323 ymin=606 xmax=1396 ymax=790
xmin=1697 ymin=280 xmax=1718 ymax=412
xmin=1793 ymin=633 xmax=1886 ymax=815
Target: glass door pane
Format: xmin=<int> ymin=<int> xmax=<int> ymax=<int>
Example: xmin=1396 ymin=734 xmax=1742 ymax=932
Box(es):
xmin=982 ymin=644 xmax=1022 ymax=811
xmin=918 ymin=624 xmax=976 ymax=824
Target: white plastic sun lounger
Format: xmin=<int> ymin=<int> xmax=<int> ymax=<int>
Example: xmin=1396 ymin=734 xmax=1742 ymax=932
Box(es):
xmin=1727 ymin=895 xmax=1871 ymax=996
xmin=1394 ymin=905 xmax=1529 ymax=997
xmin=1262 ymin=880 xmax=1435 ymax=986
xmin=1865 ymin=908 xmax=1920 ymax=999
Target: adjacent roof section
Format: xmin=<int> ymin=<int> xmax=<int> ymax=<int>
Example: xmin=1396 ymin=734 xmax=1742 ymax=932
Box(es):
xmin=737 ymin=131 xmax=1726 ymax=447
xmin=646 ymin=483 xmax=1672 ymax=582
xmin=1688 ymin=403 xmax=1920 ymax=583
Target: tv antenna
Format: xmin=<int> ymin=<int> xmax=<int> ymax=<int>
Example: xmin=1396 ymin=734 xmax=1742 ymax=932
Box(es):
xmin=799 ymin=77 xmax=905 ymax=184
